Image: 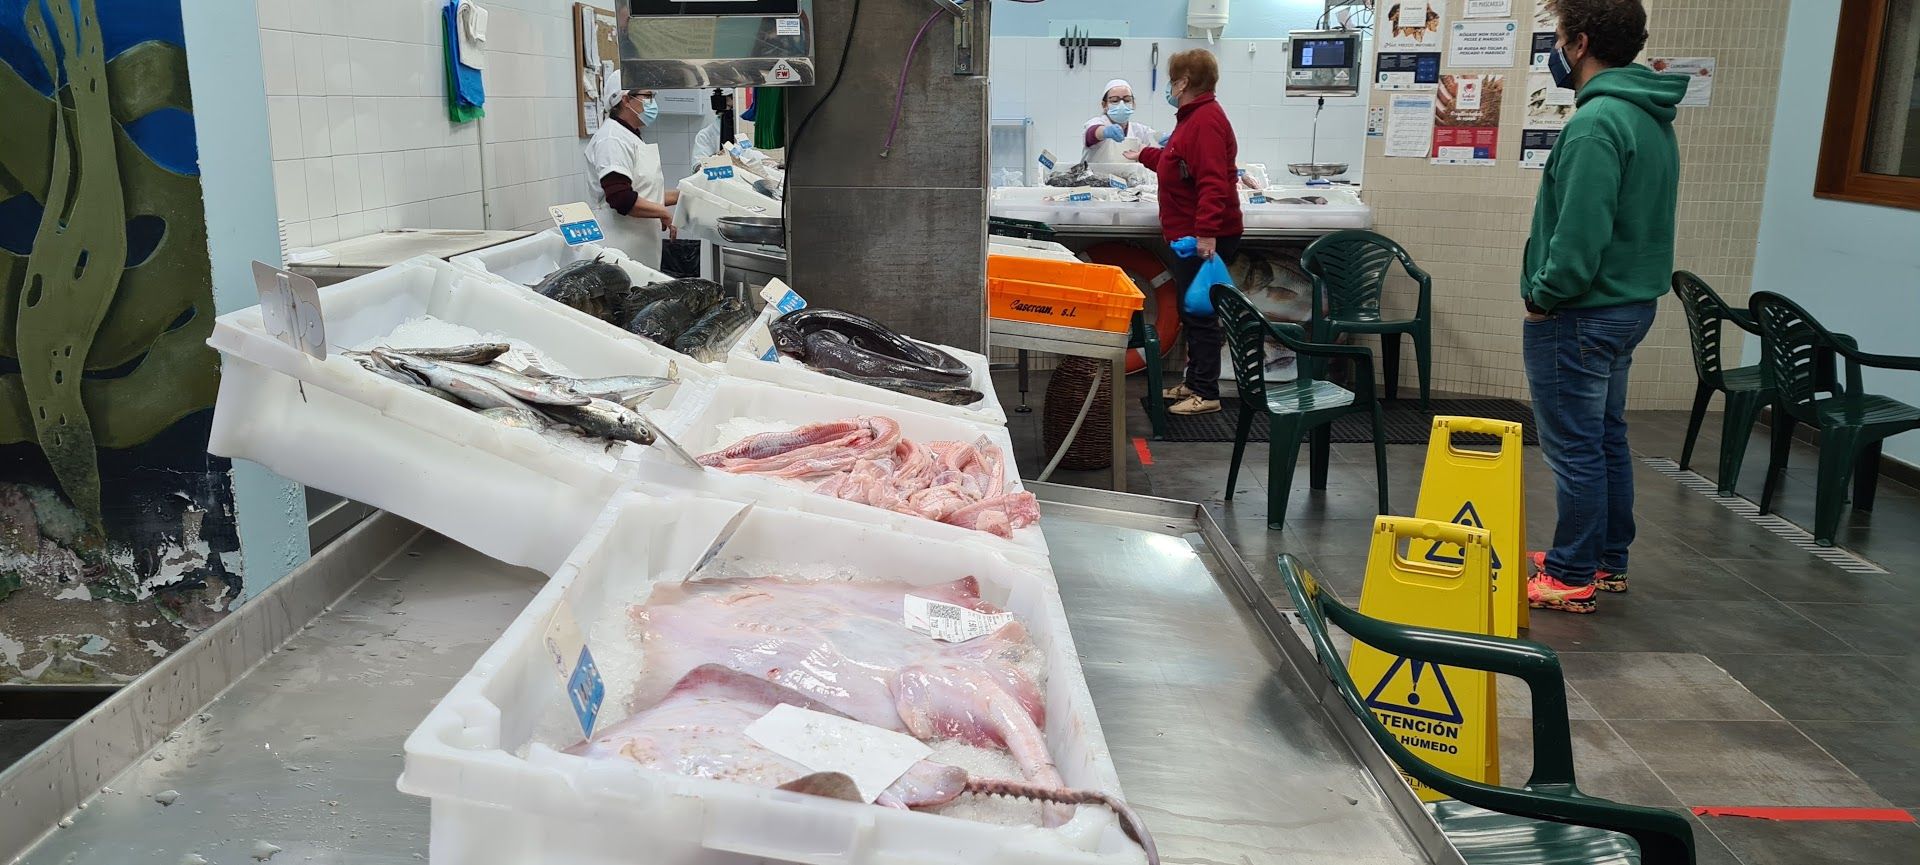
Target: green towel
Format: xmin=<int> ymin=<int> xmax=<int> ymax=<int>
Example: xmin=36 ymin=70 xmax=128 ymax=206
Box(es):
xmin=751 ymin=87 xmax=785 ymax=149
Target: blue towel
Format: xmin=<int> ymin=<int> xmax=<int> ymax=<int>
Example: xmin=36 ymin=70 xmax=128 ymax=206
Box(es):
xmin=445 ymin=2 xmax=484 ymax=108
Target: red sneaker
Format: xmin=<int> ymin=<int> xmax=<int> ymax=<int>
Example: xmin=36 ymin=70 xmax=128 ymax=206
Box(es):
xmin=1528 ymin=573 xmax=1597 ymax=614
xmin=1528 ymin=551 xmax=1628 ymax=593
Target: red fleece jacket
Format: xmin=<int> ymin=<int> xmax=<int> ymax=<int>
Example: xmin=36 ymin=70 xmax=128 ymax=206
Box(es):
xmin=1137 ymin=92 xmax=1243 ymax=241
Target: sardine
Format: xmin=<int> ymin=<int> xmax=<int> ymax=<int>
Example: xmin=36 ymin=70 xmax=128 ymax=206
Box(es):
xmin=371 ymin=349 xmax=528 ymax=411
xmin=380 ymin=351 xmax=589 ymax=407
xmin=814 ymin=367 xmax=984 ymax=406
xmin=672 ymin=298 xmax=752 ymax=362
xmin=384 ymin=342 xmax=512 ymax=365
xmin=479 ymin=406 xmax=551 ymax=431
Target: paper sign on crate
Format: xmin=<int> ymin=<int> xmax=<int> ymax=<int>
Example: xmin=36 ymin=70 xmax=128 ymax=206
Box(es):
xmin=742 ymin=280 xmax=809 ymax=362
xmin=549 ymin=202 xmax=605 ymax=246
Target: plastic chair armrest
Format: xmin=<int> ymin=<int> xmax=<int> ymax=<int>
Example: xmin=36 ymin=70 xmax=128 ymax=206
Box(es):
xmin=1403 ymin=260 xmax=1434 ymax=316
xmin=1833 ymin=335 xmax=1920 ymax=373
xmin=1269 ymin=322 xmax=1378 ymax=398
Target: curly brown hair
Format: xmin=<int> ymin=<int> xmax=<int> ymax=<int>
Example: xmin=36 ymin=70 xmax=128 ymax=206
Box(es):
xmin=1547 ymin=0 xmax=1648 ymax=67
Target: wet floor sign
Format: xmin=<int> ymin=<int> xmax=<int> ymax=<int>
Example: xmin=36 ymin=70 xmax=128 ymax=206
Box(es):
xmin=1414 ymin=416 xmax=1528 ymax=637
xmin=1349 ymin=516 xmax=1498 ymax=801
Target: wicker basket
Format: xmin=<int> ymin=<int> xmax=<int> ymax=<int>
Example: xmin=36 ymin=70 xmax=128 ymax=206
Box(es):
xmin=1041 ymin=356 xmax=1114 ymax=471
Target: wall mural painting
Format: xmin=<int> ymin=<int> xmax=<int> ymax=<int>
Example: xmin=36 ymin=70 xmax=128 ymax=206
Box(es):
xmin=0 ymin=0 xmax=243 ymax=683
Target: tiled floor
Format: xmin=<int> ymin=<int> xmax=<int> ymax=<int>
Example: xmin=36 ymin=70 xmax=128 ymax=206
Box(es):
xmin=1000 ymin=371 xmax=1920 ymax=865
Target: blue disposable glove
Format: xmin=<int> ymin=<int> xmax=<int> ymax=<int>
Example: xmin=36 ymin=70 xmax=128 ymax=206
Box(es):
xmin=1170 ymin=236 xmax=1199 ymax=258
xmin=1103 ymin=124 xmax=1126 ymax=142
xmin=1158 ymin=132 xmax=1171 ymax=146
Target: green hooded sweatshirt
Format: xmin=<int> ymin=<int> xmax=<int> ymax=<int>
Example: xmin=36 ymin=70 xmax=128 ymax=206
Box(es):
xmin=1522 ymin=64 xmax=1687 ymax=312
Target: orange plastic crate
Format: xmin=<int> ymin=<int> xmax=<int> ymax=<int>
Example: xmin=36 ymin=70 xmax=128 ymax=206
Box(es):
xmin=986 ymin=255 xmax=1145 ymax=333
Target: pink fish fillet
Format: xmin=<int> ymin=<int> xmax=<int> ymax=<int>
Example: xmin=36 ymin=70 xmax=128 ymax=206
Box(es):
xmin=697 ymin=419 xmax=868 ymax=466
xmin=566 ymin=664 xmax=967 ymax=809
xmin=630 ymin=575 xmax=1071 ymax=823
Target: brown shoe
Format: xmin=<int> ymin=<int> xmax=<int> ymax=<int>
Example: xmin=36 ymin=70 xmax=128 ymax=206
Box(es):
xmin=1161 ymin=383 xmax=1196 ymax=401
xmin=1167 ymin=395 xmax=1221 ymax=415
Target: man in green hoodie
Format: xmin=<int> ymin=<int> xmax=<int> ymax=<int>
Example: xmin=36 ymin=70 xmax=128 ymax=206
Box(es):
xmin=1522 ymin=0 xmax=1686 ymax=614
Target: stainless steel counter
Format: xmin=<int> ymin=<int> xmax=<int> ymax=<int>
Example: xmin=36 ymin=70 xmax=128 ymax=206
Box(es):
xmin=4 ymin=489 xmax=1459 ymax=865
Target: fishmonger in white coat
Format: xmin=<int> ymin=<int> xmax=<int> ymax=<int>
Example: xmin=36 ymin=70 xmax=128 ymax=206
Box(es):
xmin=1081 ymin=79 xmax=1159 ymax=164
xmin=583 ymin=88 xmax=679 ymax=268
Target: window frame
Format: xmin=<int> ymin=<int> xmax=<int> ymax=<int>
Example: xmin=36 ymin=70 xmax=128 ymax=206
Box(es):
xmin=1816 ymin=0 xmax=1920 ymax=210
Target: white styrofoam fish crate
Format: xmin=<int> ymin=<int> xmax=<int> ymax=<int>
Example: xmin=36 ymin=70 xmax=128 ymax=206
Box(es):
xmin=449 ymin=228 xmax=673 ymax=290
xmin=207 ymin=256 xmax=709 ymax=574
xmin=448 ymin=228 xmax=746 ymax=371
xmin=723 ymin=305 xmax=1010 ymax=427
xmin=989 ymin=237 xmax=1080 ymax=262
xmin=399 ymin=490 xmax=1145 ymax=865
xmin=633 ymin=376 xmax=1046 ymax=563
xmin=674 ymin=169 xmax=778 ymax=246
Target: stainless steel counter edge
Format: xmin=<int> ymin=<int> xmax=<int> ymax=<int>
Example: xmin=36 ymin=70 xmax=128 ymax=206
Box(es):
xmin=1029 ymin=482 xmax=1467 ymax=865
xmin=0 ymin=513 xmax=423 ymax=864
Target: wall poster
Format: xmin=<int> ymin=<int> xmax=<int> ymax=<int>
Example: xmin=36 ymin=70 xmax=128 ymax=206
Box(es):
xmin=1432 ymin=74 xmax=1504 ymax=166
xmin=1376 ymin=0 xmax=1445 ymax=90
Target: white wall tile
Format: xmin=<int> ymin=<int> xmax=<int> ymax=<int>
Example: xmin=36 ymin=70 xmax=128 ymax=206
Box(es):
xmin=321 ymin=35 xmax=354 ymax=94
xmin=332 ymin=155 xmax=365 ymax=215
xmin=358 ymin=152 xmax=388 ymax=211
xmin=309 ymin=215 xmax=341 ymax=245
xmin=303 ymin=158 xmax=337 ymax=219
xmin=257 ymin=0 xmax=293 ymax=32
xmin=297 ymin=96 xmax=332 ymax=158
xmin=292 ymin=33 xmax=328 ymax=95
xmin=271 ymin=160 xmax=307 ymax=222
xmin=266 ymin=96 xmax=303 ymax=160
xmin=326 ymin=95 xmax=358 ymax=154
xmin=260 ymin=30 xmax=297 ymax=96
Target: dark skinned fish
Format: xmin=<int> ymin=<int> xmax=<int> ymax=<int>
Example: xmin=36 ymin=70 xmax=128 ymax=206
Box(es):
xmin=781 ymin=329 xmax=973 ymax=385
xmin=615 ymin=278 xmax=724 ymax=323
xmin=814 ymin=367 xmax=984 ymax=406
xmin=672 ymin=298 xmax=752 ymax=362
xmin=627 ymin=294 xmax=720 ymax=347
xmin=534 ymin=255 xmax=628 ymax=320
xmin=772 ymin=310 xmax=971 ymax=381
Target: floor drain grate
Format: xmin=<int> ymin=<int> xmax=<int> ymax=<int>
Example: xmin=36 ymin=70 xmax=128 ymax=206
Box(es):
xmin=1641 ymin=457 xmax=1888 ymax=575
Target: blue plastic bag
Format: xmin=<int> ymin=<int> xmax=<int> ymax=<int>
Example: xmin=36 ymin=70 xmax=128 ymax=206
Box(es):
xmin=1173 ymin=234 xmax=1234 ymax=316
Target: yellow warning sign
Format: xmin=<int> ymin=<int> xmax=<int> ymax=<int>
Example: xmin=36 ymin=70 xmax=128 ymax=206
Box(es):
xmin=1350 ymin=516 xmax=1499 ymax=800
xmin=1414 ymin=416 xmax=1528 ymax=637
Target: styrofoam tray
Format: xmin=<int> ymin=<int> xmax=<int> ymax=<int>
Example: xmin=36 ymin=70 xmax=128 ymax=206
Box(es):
xmin=400 ymin=491 xmax=1144 ymax=865
xmin=723 ymin=306 xmax=1009 ymax=426
xmin=449 ymin=228 xmax=672 ymax=290
xmin=674 ymin=170 xmax=779 ymax=246
xmin=206 ymin=256 xmax=708 ymax=574
xmin=989 ymin=237 xmax=1079 ymax=262
xmin=633 ymin=376 xmax=1046 ymax=563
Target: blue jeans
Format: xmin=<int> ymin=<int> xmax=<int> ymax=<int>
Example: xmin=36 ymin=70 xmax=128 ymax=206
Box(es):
xmin=1523 ymin=301 xmax=1657 ymax=586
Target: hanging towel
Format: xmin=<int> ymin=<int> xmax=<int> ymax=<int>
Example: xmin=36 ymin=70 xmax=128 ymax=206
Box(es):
xmin=751 ymin=87 xmax=785 ymax=149
xmin=457 ymin=0 xmax=488 ymax=70
xmin=443 ymin=1 xmax=485 ymax=121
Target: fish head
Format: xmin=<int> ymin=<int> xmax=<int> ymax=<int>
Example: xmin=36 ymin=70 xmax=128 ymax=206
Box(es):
xmin=770 ymin=320 xmax=807 ymax=358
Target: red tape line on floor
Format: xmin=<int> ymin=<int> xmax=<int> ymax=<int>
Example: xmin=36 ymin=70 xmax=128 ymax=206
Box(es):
xmin=1692 ymin=806 xmax=1916 ymax=823
xmin=1132 ymin=437 xmax=1153 ymax=466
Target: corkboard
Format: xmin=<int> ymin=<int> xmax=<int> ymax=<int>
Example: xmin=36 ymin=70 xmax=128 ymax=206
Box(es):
xmin=573 ymin=3 xmax=618 ymax=137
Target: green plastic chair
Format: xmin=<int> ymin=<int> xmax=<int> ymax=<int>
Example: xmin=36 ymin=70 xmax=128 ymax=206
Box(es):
xmin=1212 ymin=284 xmax=1389 ymax=531
xmin=1301 ymin=230 xmax=1434 ymax=408
xmin=1276 ymin=554 xmax=1697 ymax=865
xmin=1130 ymin=311 xmax=1169 ymax=440
xmin=1750 ymin=292 xmax=1920 ymax=545
xmin=1671 ymin=272 xmax=1769 ymax=495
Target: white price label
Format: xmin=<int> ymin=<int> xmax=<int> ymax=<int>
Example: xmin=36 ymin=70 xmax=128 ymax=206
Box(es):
xmin=903 ymin=595 xmax=1013 ymax=643
xmin=745 ymin=704 xmax=930 ymax=803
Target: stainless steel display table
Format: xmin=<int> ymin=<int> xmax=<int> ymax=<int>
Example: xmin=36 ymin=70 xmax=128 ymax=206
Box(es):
xmin=2 ymin=488 xmax=1462 ymax=865
xmin=988 ymin=318 xmax=1131 ymax=491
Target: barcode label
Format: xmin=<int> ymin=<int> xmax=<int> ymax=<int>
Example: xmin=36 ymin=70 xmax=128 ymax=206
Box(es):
xmin=903 ymin=594 xmax=1012 ymax=643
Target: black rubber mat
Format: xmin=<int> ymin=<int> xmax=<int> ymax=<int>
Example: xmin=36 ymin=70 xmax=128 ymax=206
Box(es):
xmin=1144 ymin=397 xmax=1540 ymax=445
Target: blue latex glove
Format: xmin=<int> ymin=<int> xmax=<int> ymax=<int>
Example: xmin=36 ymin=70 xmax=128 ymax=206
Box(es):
xmin=1102 ymin=124 xmax=1126 ymax=143
xmin=1170 ymin=236 xmax=1199 ymax=258
xmin=1158 ymin=132 xmax=1171 ymax=146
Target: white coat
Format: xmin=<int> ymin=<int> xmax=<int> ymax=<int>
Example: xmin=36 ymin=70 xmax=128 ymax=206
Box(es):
xmin=1081 ymin=116 xmax=1160 ymax=165
xmin=583 ymin=117 xmax=665 ymax=268
xmin=693 ymin=121 xmax=724 ymax=160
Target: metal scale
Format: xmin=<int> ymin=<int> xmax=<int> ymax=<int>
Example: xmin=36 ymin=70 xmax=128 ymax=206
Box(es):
xmin=1284 ymin=29 xmax=1361 ymax=187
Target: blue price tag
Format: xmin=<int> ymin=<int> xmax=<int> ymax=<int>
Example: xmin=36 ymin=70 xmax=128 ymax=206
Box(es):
xmin=1108 ymin=178 xmax=1127 ymax=189
xmin=1038 ymin=151 xmax=1056 ymax=170
xmin=770 ymin=288 xmax=807 ymax=314
xmin=1251 ymin=194 xmax=1268 ymax=204
xmin=559 ymin=220 xmax=604 ymax=246
xmin=761 ymin=345 xmax=780 ymax=362
xmin=567 ymin=645 xmax=605 ymax=737
xmin=1068 ymin=192 xmax=1092 ymax=202
xmin=703 ymin=165 xmax=735 ymax=181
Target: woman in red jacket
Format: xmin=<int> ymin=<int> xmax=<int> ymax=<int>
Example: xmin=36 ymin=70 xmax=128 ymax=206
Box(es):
xmin=1126 ymin=49 xmax=1243 ymax=416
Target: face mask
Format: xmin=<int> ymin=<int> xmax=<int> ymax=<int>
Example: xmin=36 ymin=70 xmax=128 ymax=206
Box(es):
xmin=1106 ymin=103 xmax=1135 ymax=124
xmin=640 ymin=98 xmax=660 ymax=125
xmin=1165 ymin=85 xmax=1180 ymax=107
xmin=1548 ymin=44 xmax=1577 ymax=90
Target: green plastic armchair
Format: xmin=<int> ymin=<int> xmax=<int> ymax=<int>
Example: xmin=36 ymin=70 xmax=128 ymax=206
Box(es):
xmin=1301 ymin=230 xmax=1434 ymax=408
xmin=1130 ymin=310 xmax=1169 ymax=440
xmin=1213 ymin=284 xmax=1389 ymax=531
xmin=1671 ymin=272 xmax=1768 ymax=495
xmin=1750 ymin=291 xmax=1920 ymax=545
xmin=1277 ymin=554 xmax=1697 ymax=865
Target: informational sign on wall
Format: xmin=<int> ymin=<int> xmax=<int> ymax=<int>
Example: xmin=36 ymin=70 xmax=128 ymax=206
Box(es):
xmin=1447 ymin=20 xmax=1518 ymax=68
xmin=1376 ymin=0 xmax=1445 ymax=90
xmin=1432 ymin=74 xmax=1503 ymax=166
xmin=1386 ymin=93 xmax=1437 ymax=158
xmin=1650 ymin=57 xmax=1717 ymax=107
xmin=1521 ymin=70 xmax=1575 ymax=169
xmin=1530 ymin=0 xmax=1559 ymax=69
